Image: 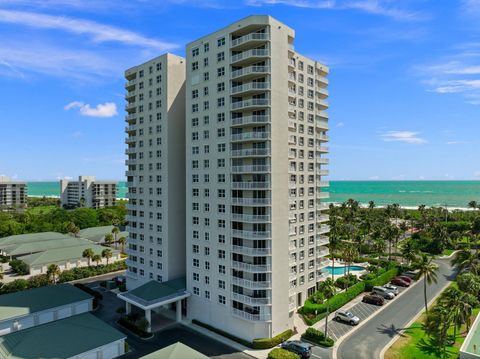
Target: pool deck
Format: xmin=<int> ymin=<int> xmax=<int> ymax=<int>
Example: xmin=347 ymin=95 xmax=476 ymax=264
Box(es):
xmin=323 ymin=260 xmax=369 ymax=279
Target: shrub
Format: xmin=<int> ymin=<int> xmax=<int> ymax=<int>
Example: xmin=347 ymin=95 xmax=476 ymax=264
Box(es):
xmin=364 ymin=267 xmax=399 ymax=291
xmin=0 ymin=279 xmax=28 ymax=294
xmin=301 ymin=327 xmax=335 ymax=347
xmin=9 ymin=259 xmax=28 ymax=275
xmin=252 ymin=329 xmax=294 ymax=349
xmin=335 ymin=273 xmax=359 ymax=289
xmin=268 ymin=348 xmax=300 ymax=359
xmin=118 ymin=317 xmax=151 ymax=338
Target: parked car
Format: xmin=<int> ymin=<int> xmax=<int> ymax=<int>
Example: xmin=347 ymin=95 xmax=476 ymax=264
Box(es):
xmin=280 ymin=341 xmax=312 ymax=358
xmin=398 ymin=275 xmax=413 ymax=284
xmin=401 ymin=271 xmax=418 ymax=280
xmin=113 ymin=276 xmax=126 ymax=285
xmin=382 ymin=284 xmax=399 ymax=295
xmin=391 ymin=277 xmax=410 ymax=287
xmin=372 ymin=286 xmax=395 ymax=299
xmin=362 ymin=294 xmax=385 ymax=306
xmin=335 ymin=310 xmax=360 ymax=325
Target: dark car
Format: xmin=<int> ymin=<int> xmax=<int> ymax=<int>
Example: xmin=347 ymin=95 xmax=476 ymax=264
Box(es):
xmin=280 ymin=340 xmax=312 ymax=358
xmin=401 ymin=271 xmax=418 ymax=280
xmin=362 ymin=294 xmax=385 ymax=306
xmin=113 ymin=276 xmax=126 ymax=285
xmin=391 ymin=277 xmax=410 ymax=287
xmin=398 ymin=275 xmax=413 ymax=284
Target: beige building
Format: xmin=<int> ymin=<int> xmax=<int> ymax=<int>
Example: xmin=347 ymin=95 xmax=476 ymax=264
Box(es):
xmin=122 ymin=15 xmax=329 ymax=342
xmin=60 ymin=176 xmax=117 ymax=209
xmin=0 ymin=176 xmax=27 ymax=210
xmin=124 ymin=54 xmax=187 ymax=289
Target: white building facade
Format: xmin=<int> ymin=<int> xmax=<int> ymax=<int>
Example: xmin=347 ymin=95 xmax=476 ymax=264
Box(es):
xmin=0 ymin=176 xmax=27 ymax=209
xmin=60 ymin=176 xmax=117 ymax=209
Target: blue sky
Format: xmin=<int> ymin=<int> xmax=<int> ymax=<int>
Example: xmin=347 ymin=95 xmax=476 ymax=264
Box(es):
xmin=0 ymin=0 xmax=478 ymax=181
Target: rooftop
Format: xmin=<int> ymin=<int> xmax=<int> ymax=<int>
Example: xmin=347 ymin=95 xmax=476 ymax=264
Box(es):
xmin=1 ymin=237 xmax=93 ymax=257
xmin=0 ymin=232 xmax=71 ymax=247
xmin=0 ymin=284 xmax=92 ymax=322
xmin=0 ymin=313 xmax=125 ymax=359
xmin=17 ymin=244 xmax=120 ymax=267
xmin=78 ymin=225 xmax=127 ymax=243
xmin=140 ymin=342 xmax=208 ymax=359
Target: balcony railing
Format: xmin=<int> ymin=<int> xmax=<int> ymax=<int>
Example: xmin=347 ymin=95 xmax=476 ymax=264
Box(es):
xmin=316 ymin=118 xmax=328 ymax=130
xmin=231 ymin=148 xmax=271 ymax=157
xmin=317 ymin=235 xmax=329 ymax=246
xmin=231 ymin=98 xmax=270 ymax=110
xmin=231 ymin=213 xmax=271 ymax=222
xmin=231 ymin=65 xmax=270 ymax=79
xmin=231 ymin=197 xmax=271 ymax=206
xmin=232 ymin=261 xmax=271 ymax=272
xmin=231 ymin=49 xmax=270 ymax=63
xmin=231 ymin=81 xmax=270 ymax=94
xmin=231 ymin=32 xmax=270 ymax=47
xmin=232 ymin=115 xmax=270 ymax=126
xmin=232 ymin=293 xmax=271 ymax=305
xmin=232 ymin=229 xmax=271 ymax=239
xmin=232 ymin=277 xmax=271 ymax=289
xmin=231 ymin=132 xmax=270 ymax=141
xmin=232 ymin=245 xmax=271 ymax=256
xmin=231 ymin=165 xmax=271 ymax=173
xmin=232 ymin=308 xmax=271 ymax=322
xmin=231 ymin=181 xmax=270 ymax=189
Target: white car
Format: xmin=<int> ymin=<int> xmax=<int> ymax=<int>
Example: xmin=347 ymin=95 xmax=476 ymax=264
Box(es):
xmin=382 ymin=284 xmax=399 ymax=295
xmin=335 ymin=310 xmax=360 ymax=325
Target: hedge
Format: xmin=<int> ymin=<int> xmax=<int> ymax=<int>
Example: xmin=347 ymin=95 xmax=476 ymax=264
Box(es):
xmin=192 ymin=320 xmax=294 ymax=349
xmin=252 ymin=329 xmax=294 ymax=349
xmin=364 ymin=267 xmax=399 ymax=291
xmin=268 ymin=348 xmax=300 ymax=359
xmin=301 ymin=281 xmax=366 ymax=315
xmin=301 ymin=327 xmax=335 ymax=347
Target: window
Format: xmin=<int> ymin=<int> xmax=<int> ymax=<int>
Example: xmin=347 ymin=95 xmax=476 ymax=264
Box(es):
xmin=218 ymin=234 xmax=225 ymax=243
xmin=218 ymin=295 xmax=226 ymax=305
xmin=217 ymin=37 xmax=225 ymax=47
xmin=218 ymin=279 xmax=226 ymax=288
xmin=204 ymin=72 xmax=209 ymax=81
xmin=218 ymin=219 xmax=225 ymax=228
xmin=192 ymin=104 xmax=199 ymax=113
xmin=192 ymin=132 xmax=198 ymax=141
xmin=217 ymin=128 xmax=225 ymax=137
xmin=217 ymin=158 xmax=225 ymax=167
xmin=218 ymin=143 xmax=226 ymax=152
xmin=217 ymin=82 xmax=225 ymax=92
xmin=192 ymin=61 xmax=198 ymax=71
xmin=192 ymin=117 xmax=199 ymax=127
xmin=217 ymin=52 xmax=225 ymax=62
xmin=193 ymin=287 xmax=199 ymax=295
xmin=192 ymin=89 xmax=199 ymax=98
xmin=217 ymin=113 xmax=225 ymax=122
xmin=205 ymin=291 xmax=210 ymax=299
xmin=193 ymin=258 xmax=199 ymax=267
xmin=204 ymin=42 xmax=210 ymax=52
xmin=203 ymin=115 xmax=209 ymax=125
xmin=217 ymin=97 xmax=225 ymax=107
xmin=203 ymin=101 xmax=209 ymax=110
xmin=217 ymin=67 xmax=225 ymax=77
xmin=203 ymin=86 xmax=209 ymax=96
xmin=203 ymin=57 xmax=209 ymax=67
xmin=192 ymin=48 xmax=199 ymax=57
xmin=204 ymin=247 xmax=210 ymax=256
xmin=218 ymin=189 xmax=225 ymax=197
xmin=193 ymin=272 xmax=199 ymax=281
xmin=218 ymin=204 xmax=225 ymax=212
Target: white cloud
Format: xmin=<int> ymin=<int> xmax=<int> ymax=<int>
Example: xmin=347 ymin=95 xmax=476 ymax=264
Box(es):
xmin=56 ymin=175 xmax=73 ymax=180
xmin=369 ymin=175 xmax=380 ymax=180
xmin=446 ymin=140 xmax=468 ymax=145
xmin=0 ymin=9 xmax=178 ymax=51
xmin=64 ymin=101 xmax=118 ymax=118
xmin=244 ymin=0 xmax=426 ymax=21
xmin=380 ymin=131 xmax=427 ymax=144
xmin=336 ymin=122 xmax=345 ymax=127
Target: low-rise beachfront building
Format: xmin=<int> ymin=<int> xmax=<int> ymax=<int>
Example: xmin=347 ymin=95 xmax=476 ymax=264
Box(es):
xmin=0 ymin=176 xmax=27 ymax=210
xmin=60 ymin=175 xmax=117 ymax=209
xmin=18 ymin=243 xmax=122 ymax=275
xmin=0 ymin=284 xmax=92 ymax=336
xmin=0 ymin=232 xmax=71 ymax=253
xmin=0 ymin=237 xmax=93 ymax=258
xmin=0 ymin=313 xmax=126 ymax=359
xmin=460 ymin=311 xmax=480 ymax=358
xmin=78 ymin=225 xmax=128 ymax=244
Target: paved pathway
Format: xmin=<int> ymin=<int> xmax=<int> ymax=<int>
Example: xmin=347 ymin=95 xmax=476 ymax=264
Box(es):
xmin=335 ymin=257 xmax=456 ymax=359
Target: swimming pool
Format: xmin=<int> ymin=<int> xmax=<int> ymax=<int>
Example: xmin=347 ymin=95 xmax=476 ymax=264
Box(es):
xmin=324 ymin=265 xmax=365 ymax=275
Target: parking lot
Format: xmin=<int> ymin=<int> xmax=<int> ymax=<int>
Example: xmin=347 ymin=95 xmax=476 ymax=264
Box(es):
xmin=322 ymin=286 xmax=408 ymax=342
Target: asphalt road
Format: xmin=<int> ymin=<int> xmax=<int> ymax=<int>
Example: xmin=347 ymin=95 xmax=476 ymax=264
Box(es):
xmin=336 ymin=257 xmax=456 ymax=359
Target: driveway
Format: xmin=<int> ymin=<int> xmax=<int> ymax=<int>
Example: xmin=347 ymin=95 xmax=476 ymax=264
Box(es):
xmin=93 ymin=288 xmax=251 ymax=359
xmin=335 ymin=257 xmax=456 ymax=359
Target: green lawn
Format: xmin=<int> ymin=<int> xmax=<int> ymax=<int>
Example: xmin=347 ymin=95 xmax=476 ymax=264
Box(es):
xmin=386 ymin=309 xmax=479 ymax=359
xmin=26 ymin=205 xmax=58 ymax=215
xmin=442 ymin=248 xmax=455 ymax=256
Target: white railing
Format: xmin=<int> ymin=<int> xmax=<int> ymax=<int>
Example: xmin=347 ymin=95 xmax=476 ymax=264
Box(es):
xmin=231 ymin=98 xmax=270 ymax=110
xmin=232 ymin=308 xmax=271 ymax=322
xmin=231 ymin=213 xmax=271 ymax=222
xmin=318 ymin=134 xmax=329 ymax=142
xmin=232 ymin=293 xmax=271 ymax=305
xmin=231 ymin=181 xmax=270 ymax=189
xmin=318 ymin=170 xmax=329 ymax=176
xmin=231 ymin=197 xmax=271 ymax=205
xmin=232 ymin=115 xmax=270 ymax=126
xmin=232 ymin=245 xmax=271 ymax=256
xmin=231 ymin=49 xmax=270 ymax=63
xmin=231 ymin=81 xmax=270 ymax=94
xmin=316 ymin=118 xmax=328 ymax=129
xmin=317 ymin=158 xmax=329 ymax=164
xmin=317 ymin=235 xmax=329 ymax=245
xmin=232 ymin=261 xmax=271 ymax=272
xmin=232 ymin=277 xmax=271 ymax=289
xmin=231 ymin=132 xmax=270 ymax=141
xmin=232 ymin=229 xmax=271 ymax=239
xmin=231 ymin=148 xmax=270 ymax=157
xmin=231 ymin=32 xmax=270 ymax=47
xmin=231 ymin=165 xmax=271 ymax=173
xmin=231 ymin=65 xmax=270 ymax=79
xmin=318 ymin=146 xmax=329 ymax=153
xmin=317 ymin=110 xmax=328 ymax=119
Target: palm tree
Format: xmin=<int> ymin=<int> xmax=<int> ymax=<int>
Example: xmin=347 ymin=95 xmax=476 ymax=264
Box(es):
xmin=451 ymin=249 xmax=479 ymax=274
xmin=46 ymin=264 xmax=61 ymax=284
xmin=383 ymin=224 xmax=398 ymax=260
xmin=318 ymin=278 xmax=336 ymax=340
xmin=118 ymin=237 xmax=127 ymax=253
xmin=341 ymin=244 xmax=358 ymax=276
xmin=401 ymin=240 xmax=417 ymax=266
xmin=102 ymin=248 xmax=113 ymax=265
xmin=92 ymin=254 xmax=102 ymax=266
xmin=440 ymin=287 xmax=474 ymax=341
xmin=104 ymin=233 xmax=114 ymax=247
xmin=415 ymin=254 xmax=439 ymax=313
xmin=66 ymin=222 xmax=80 ymax=238
xmin=82 ymin=248 xmax=94 ymax=266
xmin=328 ymin=216 xmax=342 ymax=281
xmin=424 ymin=305 xmax=454 ymax=359
xmin=368 ymin=201 xmax=375 ymax=210
xmin=111 ymin=227 xmax=120 ymax=248
xmin=468 ymin=200 xmax=478 ymax=211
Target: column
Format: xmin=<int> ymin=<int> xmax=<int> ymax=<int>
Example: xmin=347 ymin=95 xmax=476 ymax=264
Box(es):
xmin=125 ymin=302 xmax=131 ymax=315
xmin=176 ymin=300 xmax=182 ymax=322
xmin=145 ymin=309 xmax=152 ymax=333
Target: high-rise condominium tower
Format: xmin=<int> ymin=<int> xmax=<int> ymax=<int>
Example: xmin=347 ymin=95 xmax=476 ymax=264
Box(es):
xmin=124 ymin=54 xmax=186 ymax=289
xmin=0 ymin=176 xmax=27 ymax=210
xmin=122 ymin=16 xmax=329 ymax=341
xmin=60 ymin=176 xmax=117 ymax=209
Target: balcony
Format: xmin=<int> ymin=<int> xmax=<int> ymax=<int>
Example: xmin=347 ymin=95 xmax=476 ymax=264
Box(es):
xmin=232 ymin=308 xmax=272 ymax=322
xmin=231 ymin=65 xmax=270 ymax=80
xmin=232 ymin=261 xmax=271 ymax=272
xmin=317 ymin=111 xmax=328 ymax=120
xmin=317 ymin=99 xmax=329 ymax=110
xmin=317 ymin=157 xmax=329 ymax=165
xmin=232 ymin=229 xmax=271 ymax=239
xmin=125 ymin=90 xmax=136 ymax=100
xmin=317 ymin=246 xmax=330 ymax=258
xmin=231 ymin=131 xmax=270 ymax=142
xmin=125 ymin=124 xmax=137 ymax=132
xmin=125 ymin=79 xmax=136 ymax=90
xmin=231 ymin=197 xmax=271 ymax=206
xmin=232 ymin=277 xmax=271 ymax=289
xmin=317 ymin=202 xmax=330 ymax=210
xmin=317 ymin=192 xmax=330 ymax=200
xmin=231 ymin=31 xmax=270 ymax=49
xmin=231 ymin=165 xmax=271 ymax=173
xmin=317 ymin=77 xmax=329 ymax=87
xmin=231 ymin=181 xmax=270 ymax=189
xmin=231 ymin=148 xmax=271 ymax=157
xmin=231 ymin=98 xmax=270 ymax=111
xmin=232 ymin=293 xmax=271 ymax=305
xmin=318 ymin=224 xmax=330 ymax=234
xmin=317 ymin=235 xmax=329 ymax=246
xmin=125 ymin=159 xmax=137 ymax=166
xmin=125 ymin=136 xmax=137 ymax=144
xmin=232 ymin=115 xmax=270 ymax=126
xmin=317 ymin=214 xmax=330 ymax=222
xmin=125 ymin=103 xmax=136 ymax=113
xmin=232 ymin=213 xmax=271 ymax=222
xmin=317 ymin=270 xmax=330 ymax=280
xmin=316 ymin=118 xmax=328 ymax=130
xmin=231 ymin=81 xmax=270 ymax=95
xmin=125 ymin=170 xmax=136 ymax=177
xmin=231 ymin=49 xmax=270 ymax=65
xmin=125 ymin=148 xmax=136 ymax=155
xmin=318 ymin=170 xmax=329 ymax=176
xmin=232 ymin=245 xmax=271 ymax=256
xmin=318 ymin=134 xmax=329 ymax=142
xmin=316 ymin=87 xmax=329 ymax=98
xmin=317 ymin=257 xmax=330 ymax=268
xmin=318 ymin=146 xmax=329 ymax=153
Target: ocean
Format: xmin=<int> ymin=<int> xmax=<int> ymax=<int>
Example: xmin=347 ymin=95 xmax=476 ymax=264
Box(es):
xmin=26 ymin=181 xmax=480 ymax=209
